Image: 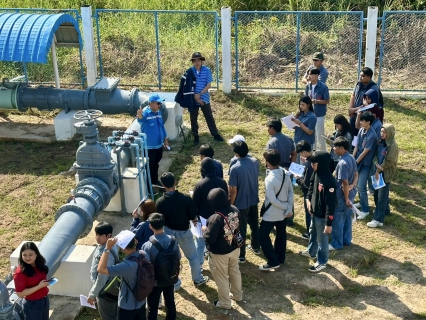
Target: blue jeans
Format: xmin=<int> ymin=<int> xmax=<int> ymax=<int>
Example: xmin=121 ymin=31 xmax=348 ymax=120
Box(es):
xmin=367 ymin=163 xmax=375 ymax=193
xmin=163 ymin=226 xmax=204 ymax=285
xmin=373 ymin=182 xmax=391 ymax=223
xmin=194 ymin=236 xmax=205 ymax=269
xmin=357 ymin=164 xmax=371 ymax=212
xmin=307 ymin=216 xmax=329 ymax=265
xmin=330 ymin=197 xmax=353 ymax=249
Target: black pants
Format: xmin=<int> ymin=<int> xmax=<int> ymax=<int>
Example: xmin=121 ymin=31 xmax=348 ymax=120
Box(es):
xmin=259 ymin=219 xmax=287 ymax=265
xmin=239 ymin=205 xmax=260 ymax=258
xmin=189 ymin=103 xmax=219 ymax=136
xmin=23 ymin=296 xmax=49 ymax=320
xmin=148 ymin=147 xmax=163 ymax=185
xmin=147 ymin=285 xmax=176 ymax=320
xmin=118 ymin=304 xmax=146 ymax=320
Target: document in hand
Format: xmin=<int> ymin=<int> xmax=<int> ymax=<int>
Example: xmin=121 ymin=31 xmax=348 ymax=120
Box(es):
xmin=288 ymin=162 xmax=305 ymax=177
xmin=371 ymin=173 xmax=386 ymax=190
xmin=281 ymin=114 xmax=299 ymax=130
xmin=80 ymin=295 xmax=97 ymax=309
xmin=322 ymin=135 xmax=335 ymax=147
xmin=358 ymin=103 xmax=376 ymax=112
xmin=116 ymin=230 xmax=136 ymax=249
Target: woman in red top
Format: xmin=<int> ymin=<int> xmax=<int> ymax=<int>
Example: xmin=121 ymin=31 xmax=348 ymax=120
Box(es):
xmin=13 ymin=242 xmax=50 ymax=320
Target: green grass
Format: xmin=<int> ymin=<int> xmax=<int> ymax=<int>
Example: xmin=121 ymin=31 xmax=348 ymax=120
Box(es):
xmin=1 ymin=92 xmax=426 ymax=319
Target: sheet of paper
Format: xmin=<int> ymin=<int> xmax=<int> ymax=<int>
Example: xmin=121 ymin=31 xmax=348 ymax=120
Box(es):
xmin=352 ymin=135 xmax=358 ymax=147
xmin=358 ymin=103 xmax=376 ymax=112
xmin=80 ymin=295 xmax=96 ymax=309
xmin=281 ymin=114 xmax=299 ymax=130
xmin=116 ymin=230 xmax=136 ymax=249
xmin=190 ymin=217 xmax=208 ymax=238
xmin=322 ymin=135 xmax=335 ymax=147
xmin=350 ymin=202 xmax=361 ymax=223
xmin=371 ymin=173 xmax=385 ymax=190
xmin=288 ymin=162 xmax=305 ymax=177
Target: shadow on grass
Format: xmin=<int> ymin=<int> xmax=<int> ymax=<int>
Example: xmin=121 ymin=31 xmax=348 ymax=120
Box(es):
xmin=0 ymin=141 xmax=78 ymax=176
xmin=385 ymin=98 xmax=426 ymax=122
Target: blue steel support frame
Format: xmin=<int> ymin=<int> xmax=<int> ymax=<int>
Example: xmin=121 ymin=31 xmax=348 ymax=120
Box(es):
xmin=377 ymin=12 xmax=387 ymax=87
xmin=233 ymin=10 xmax=364 ymax=91
xmin=94 ymin=9 xmax=219 ymax=90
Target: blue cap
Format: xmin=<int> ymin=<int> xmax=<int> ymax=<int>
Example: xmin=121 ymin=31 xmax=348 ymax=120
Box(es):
xmin=148 ymin=94 xmax=165 ymax=103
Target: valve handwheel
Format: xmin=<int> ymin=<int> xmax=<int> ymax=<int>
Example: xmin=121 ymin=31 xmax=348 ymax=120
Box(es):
xmin=74 ymin=109 xmax=103 ymax=120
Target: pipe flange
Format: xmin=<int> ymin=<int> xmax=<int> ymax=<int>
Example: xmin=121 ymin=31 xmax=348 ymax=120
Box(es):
xmin=55 ymin=202 xmax=93 ymax=237
xmin=74 ymin=185 xmax=104 ymax=216
xmin=76 ymin=177 xmax=111 ymax=209
xmin=112 ymin=172 xmax=119 ymax=198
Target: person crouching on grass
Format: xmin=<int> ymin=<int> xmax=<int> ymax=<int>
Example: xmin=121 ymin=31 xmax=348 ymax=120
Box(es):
xmin=299 ymin=151 xmax=336 ymax=272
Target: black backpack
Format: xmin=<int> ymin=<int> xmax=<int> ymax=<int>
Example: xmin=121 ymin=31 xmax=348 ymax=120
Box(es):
xmin=122 ymin=251 xmax=155 ymax=302
xmin=149 ymin=237 xmax=180 ymax=287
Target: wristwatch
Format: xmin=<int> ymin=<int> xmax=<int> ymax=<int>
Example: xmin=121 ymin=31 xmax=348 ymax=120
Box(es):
xmin=104 ymin=249 xmax=110 ymax=253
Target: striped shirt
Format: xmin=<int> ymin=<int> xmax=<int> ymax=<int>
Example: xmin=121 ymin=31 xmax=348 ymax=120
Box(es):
xmin=192 ymin=65 xmax=213 ymax=104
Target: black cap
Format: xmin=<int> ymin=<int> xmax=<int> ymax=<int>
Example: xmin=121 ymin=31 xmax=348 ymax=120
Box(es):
xmin=191 ymin=52 xmax=205 ymax=61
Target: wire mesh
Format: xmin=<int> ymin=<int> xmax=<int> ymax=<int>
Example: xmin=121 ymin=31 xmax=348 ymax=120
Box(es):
xmin=379 ymin=12 xmax=426 ymax=91
xmin=95 ymin=10 xmax=219 ymax=90
xmin=0 ymin=8 xmax=83 ymax=88
xmin=234 ymin=11 xmax=363 ymax=91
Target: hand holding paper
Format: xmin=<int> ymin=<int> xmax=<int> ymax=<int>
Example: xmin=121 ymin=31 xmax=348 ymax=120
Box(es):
xmin=288 ymin=162 xmax=305 ymax=177
xmin=80 ymin=295 xmax=96 ymax=309
xmin=281 ymin=113 xmax=300 ymax=130
xmin=115 ymin=230 xmax=136 ymax=249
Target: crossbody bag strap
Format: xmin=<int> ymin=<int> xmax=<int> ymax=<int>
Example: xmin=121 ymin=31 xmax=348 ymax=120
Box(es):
xmin=276 ymin=169 xmax=286 ymax=198
xmin=216 ymin=211 xmax=232 ymax=231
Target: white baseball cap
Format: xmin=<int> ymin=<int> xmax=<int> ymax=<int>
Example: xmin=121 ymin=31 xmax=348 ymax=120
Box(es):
xmin=228 ymin=134 xmax=246 ymax=144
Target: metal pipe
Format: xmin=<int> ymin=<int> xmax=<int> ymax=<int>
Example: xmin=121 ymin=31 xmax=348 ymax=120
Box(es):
xmin=113 ymin=146 xmax=127 ymax=215
xmin=0 ymin=281 xmax=14 ymax=319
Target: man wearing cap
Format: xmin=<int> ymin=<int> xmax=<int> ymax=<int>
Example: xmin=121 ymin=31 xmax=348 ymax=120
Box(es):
xmin=190 ymin=52 xmax=224 ymax=145
xmin=137 ymin=94 xmax=169 ymax=186
xmin=266 ymin=119 xmax=296 ymax=169
xmin=302 ymin=52 xmax=329 ymax=84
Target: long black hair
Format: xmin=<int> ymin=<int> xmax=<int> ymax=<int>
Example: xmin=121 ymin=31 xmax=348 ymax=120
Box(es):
xmin=18 ymin=242 xmax=49 ymax=277
xmin=333 ymin=114 xmax=353 ymax=137
xmin=299 ymin=96 xmax=314 ymax=113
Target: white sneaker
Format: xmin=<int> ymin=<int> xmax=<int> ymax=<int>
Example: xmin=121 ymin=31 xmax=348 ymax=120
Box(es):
xmin=329 ymin=244 xmax=336 ymax=251
xmin=354 ymin=203 xmax=361 ymax=209
xmin=367 ymin=220 xmax=383 ymax=228
xmin=357 ymin=211 xmax=369 ymax=220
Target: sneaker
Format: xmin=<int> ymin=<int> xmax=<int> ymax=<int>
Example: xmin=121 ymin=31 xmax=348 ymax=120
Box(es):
xmin=247 ymin=245 xmax=261 ymax=255
xmin=329 ymin=244 xmax=336 ymax=251
xmin=367 ymin=220 xmax=384 ymax=228
xmin=213 ymin=134 xmax=224 ymax=142
xmin=357 ymin=211 xmax=370 ymax=220
xmin=354 ymin=203 xmax=361 ymax=209
xmin=213 ymin=300 xmax=231 ymax=309
xmin=301 ymin=233 xmax=309 ymax=240
xmin=299 ymin=250 xmax=315 ymax=259
xmin=259 ymin=264 xmax=280 ymax=271
xmin=309 ymin=262 xmax=327 ymax=273
xmin=194 ymin=275 xmax=209 ymax=287
xmin=238 ymin=257 xmax=246 ymax=264
xmin=193 ymin=135 xmax=200 ymax=145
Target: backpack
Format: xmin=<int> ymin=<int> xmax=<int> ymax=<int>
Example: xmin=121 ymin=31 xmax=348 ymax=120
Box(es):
xmin=216 ymin=211 xmax=245 ymax=248
xmin=98 ymin=249 xmax=120 ymax=302
xmin=149 ymin=237 xmax=180 ymax=287
xmin=122 ymin=251 xmax=155 ymax=302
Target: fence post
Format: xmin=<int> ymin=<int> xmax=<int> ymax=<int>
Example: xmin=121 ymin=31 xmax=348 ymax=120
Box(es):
xmin=81 ymin=5 xmax=97 ymax=87
xmin=221 ymin=7 xmax=232 ymax=94
xmin=51 ymin=35 xmax=60 ymax=88
xmin=365 ymin=6 xmax=378 ymax=77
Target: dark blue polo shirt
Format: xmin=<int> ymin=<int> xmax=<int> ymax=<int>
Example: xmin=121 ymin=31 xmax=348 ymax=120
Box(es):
xmin=294 ymin=111 xmax=317 ymax=145
xmin=305 ymin=81 xmax=330 ymax=117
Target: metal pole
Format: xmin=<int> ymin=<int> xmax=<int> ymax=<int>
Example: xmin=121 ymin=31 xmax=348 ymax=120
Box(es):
xmin=365 ymin=7 xmax=379 ymax=78
xmin=221 ymin=7 xmax=232 ymax=94
xmin=81 ymin=6 xmax=98 ymax=86
xmin=154 ymin=12 xmax=162 ymax=90
xmin=295 ymin=13 xmax=301 ymax=93
xmin=51 ymin=35 xmax=60 ymax=89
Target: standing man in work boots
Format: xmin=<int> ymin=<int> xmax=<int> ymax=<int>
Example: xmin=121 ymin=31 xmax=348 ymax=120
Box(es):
xmin=190 ymin=52 xmax=224 ymax=145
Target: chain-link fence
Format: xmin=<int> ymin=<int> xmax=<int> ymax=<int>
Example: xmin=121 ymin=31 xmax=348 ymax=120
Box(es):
xmin=234 ymin=11 xmax=363 ymax=91
xmin=378 ymin=11 xmax=426 ymax=91
xmin=0 ymin=8 xmax=84 ymax=88
xmin=94 ymin=10 xmax=219 ymax=90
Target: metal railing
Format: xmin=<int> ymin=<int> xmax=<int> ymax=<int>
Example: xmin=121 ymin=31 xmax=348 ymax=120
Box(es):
xmin=234 ymin=11 xmax=364 ymax=91
xmin=93 ymin=9 xmax=219 ymax=90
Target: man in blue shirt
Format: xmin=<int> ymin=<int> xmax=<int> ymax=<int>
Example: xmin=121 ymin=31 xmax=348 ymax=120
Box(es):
xmin=353 ymin=111 xmax=378 ymax=219
xmin=137 ymin=94 xmax=168 ymax=186
xmin=266 ymin=119 xmax=296 ymax=169
xmin=330 ymin=137 xmax=358 ymax=251
xmin=304 ymin=68 xmax=330 ymax=152
xmin=228 ymin=140 xmax=260 ymax=263
xmin=98 ymin=235 xmax=148 ymax=320
xmin=302 ymin=52 xmax=329 ymax=84
xmin=190 ymin=52 xmax=224 ymax=145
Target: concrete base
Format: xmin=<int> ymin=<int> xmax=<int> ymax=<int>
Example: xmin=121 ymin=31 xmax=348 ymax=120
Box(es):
xmin=158 ymin=92 xmax=184 ymax=141
xmin=10 ymin=241 xmax=95 ymax=298
xmin=54 ymin=110 xmax=80 ymax=141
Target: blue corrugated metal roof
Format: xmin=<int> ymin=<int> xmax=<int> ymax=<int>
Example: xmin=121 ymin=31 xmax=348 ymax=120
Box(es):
xmin=0 ymin=13 xmax=82 ymax=63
